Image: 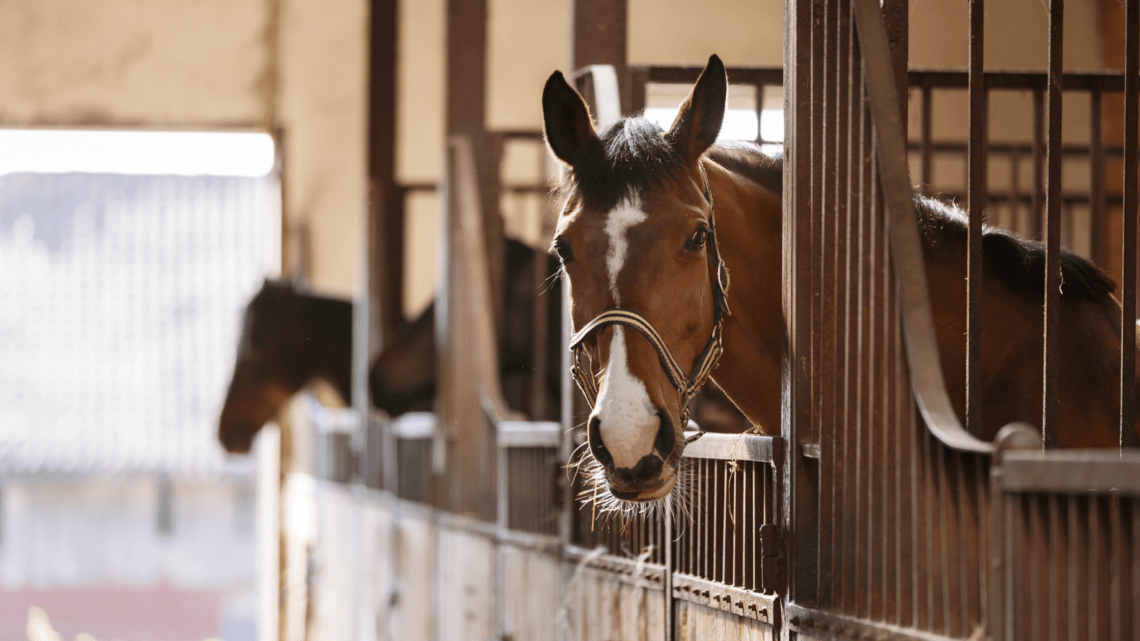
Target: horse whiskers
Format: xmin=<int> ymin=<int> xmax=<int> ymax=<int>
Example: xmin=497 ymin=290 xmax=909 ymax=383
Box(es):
xmin=572 ymin=449 xmax=697 ymax=530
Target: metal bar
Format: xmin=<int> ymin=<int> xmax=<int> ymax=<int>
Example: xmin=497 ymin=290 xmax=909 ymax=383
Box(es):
xmin=680 ymin=432 xmax=778 ymax=462
xmin=840 ymin=12 xmax=861 ymax=612
xmin=1133 ymin=500 xmax=1140 ymax=640
xmin=966 ymin=0 xmax=985 ymax=436
xmin=854 ymin=55 xmax=872 ymax=616
xmin=1091 ymin=496 xmax=1108 ymax=640
xmin=1010 ymin=151 xmax=1024 ymax=235
xmin=907 ymin=68 xmax=1126 ymax=91
xmin=1049 ymin=494 xmax=1065 ymax=641
xmin=868 ymin=121 xmax=886 ymax=622
xmin=783 ymin=0 xmax=822 ymax=605
xmin=811 ymin=0 xmax=826 ymax=453
xmin=1090 ymin=90 xmax=1106 ymax=268
xmin=1109 ymin=497 xmax=1130 ymax=641
xmin=817 ymin=0 xmax=839 ymax=605
xmin=1033 ymin=89 xmax=1045 ymax=239
xmin=754 ymin=83 xmax=767 ymax=144
xmin=997 ymin=451 xmax=1140 ymax=493
xmin=1122 ymin=0 xmax=1139 ymax=449
xmin=1069 ymin=496 xmax=1087 ymax=641
xmin=921 ymin=81 xmax=933 ymax=188
xmin=1041 ymin=0 xmax=1063 ymax=449
xmin=908 ymin=140 xmax=1128 ymax=159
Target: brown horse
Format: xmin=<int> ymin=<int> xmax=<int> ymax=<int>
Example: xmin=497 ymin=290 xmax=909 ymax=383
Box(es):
xmin=542 ymin=54 xmax=1138 ymax=505
xmin=219 ymin=239 xmax=574 ymax=454
xmin=218 ymin=280 xmax=353 ymax=453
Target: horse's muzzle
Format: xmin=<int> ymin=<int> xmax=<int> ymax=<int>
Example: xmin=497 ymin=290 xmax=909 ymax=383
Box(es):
xmin=590 ymin=407 xmax=681 ymax=500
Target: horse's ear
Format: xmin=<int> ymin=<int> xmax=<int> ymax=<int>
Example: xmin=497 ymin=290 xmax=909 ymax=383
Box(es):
xmin=666 ymin=54 xmax=727 ymax=163
xmin=542 ymin=71 xmax=597 ymax=166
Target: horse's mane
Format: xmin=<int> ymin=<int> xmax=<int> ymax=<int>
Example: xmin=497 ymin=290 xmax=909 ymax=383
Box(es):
xmin=705 ymin=141 xmax=783 ymax=193
xmin=914 ymin=195 xmax=1117 ymax=300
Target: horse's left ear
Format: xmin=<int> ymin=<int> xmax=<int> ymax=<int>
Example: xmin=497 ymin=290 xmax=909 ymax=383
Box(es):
xmin=543 ymin=71 xmax=597 ymax=166
xmin=666 ymin=54 xmax=727 ymax=163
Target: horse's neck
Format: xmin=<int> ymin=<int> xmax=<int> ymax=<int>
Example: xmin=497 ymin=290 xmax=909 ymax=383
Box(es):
xmin=300 ymin=295 xmax=354 ymax=404
xmin=704 ymin=164 xmax=785 ymax=433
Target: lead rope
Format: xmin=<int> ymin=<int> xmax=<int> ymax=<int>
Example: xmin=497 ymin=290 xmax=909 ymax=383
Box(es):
xmin=569 ymin=160 xmax=730 ymax=444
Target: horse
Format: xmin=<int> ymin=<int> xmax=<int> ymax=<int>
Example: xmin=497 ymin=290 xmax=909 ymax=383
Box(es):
xmin=369 ymin=237 xmax=566 ymax=421
xmin=541 ymin=54 xmax=1139 ymax=506
xmin=218 ymin=280 xmax=353 ymax=453
xmin=218 ymin=238 xmax=573 ymax=454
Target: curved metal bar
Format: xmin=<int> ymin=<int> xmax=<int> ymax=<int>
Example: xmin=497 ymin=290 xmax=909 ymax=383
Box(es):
xmin=852 ymin=0 xmax=994 ymax=455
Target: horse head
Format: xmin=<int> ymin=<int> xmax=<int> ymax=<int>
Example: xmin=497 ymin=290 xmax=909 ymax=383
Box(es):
xmin=543 ymin=55 xmax=729 ymax=505
xmin=218 ymin=280 xmax=355 ymax=453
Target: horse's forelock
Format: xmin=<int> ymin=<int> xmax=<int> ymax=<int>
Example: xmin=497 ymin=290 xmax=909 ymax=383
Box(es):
xmin=561 ymin=116 xmax=687 ymax=213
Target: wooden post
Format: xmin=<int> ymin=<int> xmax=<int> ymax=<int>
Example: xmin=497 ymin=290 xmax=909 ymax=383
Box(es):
xmin=369 ymin=0 xmax=401 ymax=349
xmin=570 ymin=0 xmax=628 ymax=113
xmin=363 ymin=0 xmax=400 ymax=490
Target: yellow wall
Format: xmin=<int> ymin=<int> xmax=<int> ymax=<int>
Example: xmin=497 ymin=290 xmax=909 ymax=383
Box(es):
xmin=0 ymin=0 xmax=269 ymax=127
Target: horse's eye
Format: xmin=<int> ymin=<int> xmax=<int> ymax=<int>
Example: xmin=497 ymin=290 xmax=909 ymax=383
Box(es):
xmin=551 ymin=239 xmax=574 ymax=264
xmin=687 ymin=227 xmax=711 ymax=250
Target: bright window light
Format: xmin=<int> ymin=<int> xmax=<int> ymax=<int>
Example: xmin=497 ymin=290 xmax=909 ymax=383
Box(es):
xmin=643 ymin=108 xmax=785 ymax=146
xmin=0 ymin=130 xmax=276 ymax=177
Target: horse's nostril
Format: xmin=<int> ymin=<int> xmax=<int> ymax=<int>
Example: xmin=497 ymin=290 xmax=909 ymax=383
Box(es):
xmin=588 ymin=415 xmax=614 ymax=469
xmin=654 ymin=408 xmax=676 ymax=457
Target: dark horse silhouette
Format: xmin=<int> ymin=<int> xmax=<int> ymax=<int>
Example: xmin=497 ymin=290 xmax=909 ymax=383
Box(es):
xmin=218 ymin=239 xmax=565 ymax=453
xmin=218 ymin=281 xmax=353 ymax=453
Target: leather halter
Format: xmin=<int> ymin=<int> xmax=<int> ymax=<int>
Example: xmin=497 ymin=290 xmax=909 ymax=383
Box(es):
xmin=568 ymin=161 xmax=731 ymax=443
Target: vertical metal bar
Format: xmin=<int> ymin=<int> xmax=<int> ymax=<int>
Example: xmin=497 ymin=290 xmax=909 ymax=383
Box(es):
xmin=755 ymin=83 xmax=767 ymax=145
xmin=1133 ymin=499 xmax=1140 ymax=640
xmin=1090 ymin=89 xmax=1107 ymax=269
xmin=1033 ymin=90 xmax=1046 ymax=240
xmin=784 ymin=0 xmax=821 ymax=606
xmin=988 ymin=463 xmax=1003 ymax=640
xmin=1010 ymin=152 xmax=1023 ymax=236
xmin=721 ymin=460 xmax=729 ymax=584
xmin=1042 ymin=0 xmax=1063 ymax=449
xmin=921 ymin=81 xmax=933 ymax=188
xmin=817 ymin=0 xmax=839 ymax=607
xmin=1091 ymin=496 xmax=1110 ymax=640
xmin=1110 ymin=498 xmax=1125 ymax=641
xmin=1121 ymin=0 xmax=1139 ymax=449
xmin=884 ymin=153 xmax=901 ymax=625
xmin=854 ymin=59 xmax=871 ymax=617
xmin=1028 ymin=496 xmax=1043 ymax=641
xmin=1068 ymin=496 xmax=1085 ymax=641
xmin=868 ymin=129 xmax=886 ymax=622
xmin=1049 ymin=494 xmax=1065 ymax=641
xmin=957 ymin=456 xmax=982 ymax=631
xmin=966 ymin=0 xmax=986 ymax=437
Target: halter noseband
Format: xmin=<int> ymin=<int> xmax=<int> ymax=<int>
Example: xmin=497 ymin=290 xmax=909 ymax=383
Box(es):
xmin=569 ymin=161 xmax=731 ymax=443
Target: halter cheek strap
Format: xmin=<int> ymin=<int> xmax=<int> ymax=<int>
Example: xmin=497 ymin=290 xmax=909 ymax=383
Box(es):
xmin=569 ymin=160 xmax=730 ymax=442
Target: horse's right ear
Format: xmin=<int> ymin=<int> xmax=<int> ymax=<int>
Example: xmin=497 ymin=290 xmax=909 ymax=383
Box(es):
xmin=542 ymin=71 xmax=597 ymax=166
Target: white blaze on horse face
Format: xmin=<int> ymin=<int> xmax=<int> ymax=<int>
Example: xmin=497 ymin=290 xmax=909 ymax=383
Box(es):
xmin=593 ymin=327 xmax=660 ymax=469
xmin=604 ymin=196 xmax=648 ymax=305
